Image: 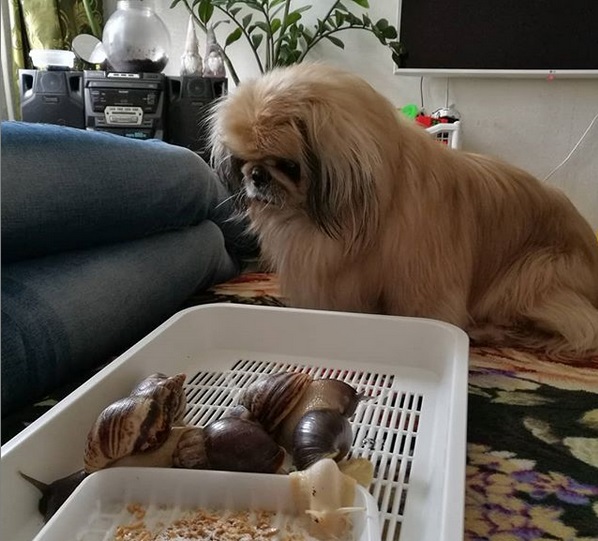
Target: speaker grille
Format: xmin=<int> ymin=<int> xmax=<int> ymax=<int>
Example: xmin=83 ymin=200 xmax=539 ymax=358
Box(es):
xmin=36 ymin=71 xmax=66 ymax=94
xmin=166 ymin=76 xmax=228 ymax=160
xmin=19 ymin=70 xmax=85 ymax=128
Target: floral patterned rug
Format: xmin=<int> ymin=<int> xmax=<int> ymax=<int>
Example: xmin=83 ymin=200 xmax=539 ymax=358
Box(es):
xmin=3 ymin=272 xmax=598 ymax=540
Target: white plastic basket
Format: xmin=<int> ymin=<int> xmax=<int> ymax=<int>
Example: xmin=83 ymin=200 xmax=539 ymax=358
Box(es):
xmin=1 ymin=304 xmax=469 ymax=541
xmin=426 ymin=121 xmax=462 ymax=149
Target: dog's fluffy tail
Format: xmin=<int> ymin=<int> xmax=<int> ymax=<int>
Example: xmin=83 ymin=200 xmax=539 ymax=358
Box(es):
xmin=469 ymin=289 xmax=598 ymax=357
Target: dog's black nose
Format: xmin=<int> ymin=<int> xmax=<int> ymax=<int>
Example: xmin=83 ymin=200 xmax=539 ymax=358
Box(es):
xmin=251 ymin=166 xmax=270 ymax=187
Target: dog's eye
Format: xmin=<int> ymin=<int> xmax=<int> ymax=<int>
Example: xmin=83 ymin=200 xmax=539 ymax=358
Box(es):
xmin=276 ymin=159 xmax=301 ymax=183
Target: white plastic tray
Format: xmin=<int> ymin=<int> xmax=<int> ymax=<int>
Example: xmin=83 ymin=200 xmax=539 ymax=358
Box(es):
xmin=1 ymin=304 xmax=469 ymax=541
xmin=31 ymin=467 xmax=381 ymax=541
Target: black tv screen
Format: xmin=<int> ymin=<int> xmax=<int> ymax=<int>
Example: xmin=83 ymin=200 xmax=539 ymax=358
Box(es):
xmin=396 ymin=0 xmax=598 ymax=77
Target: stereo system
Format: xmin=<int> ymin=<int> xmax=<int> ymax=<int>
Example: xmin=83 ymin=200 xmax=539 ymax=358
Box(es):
xmin=18 ymin=69 xmax=227 ymax=152
xmin=83 ymin=71 xmax=166 ymax=140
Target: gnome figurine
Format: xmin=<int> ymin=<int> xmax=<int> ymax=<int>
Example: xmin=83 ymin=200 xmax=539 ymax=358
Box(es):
xmin=203 ymin=25 xmax=226 ymax=78
xmin=180 ymin=15 xmax=203 ymax=76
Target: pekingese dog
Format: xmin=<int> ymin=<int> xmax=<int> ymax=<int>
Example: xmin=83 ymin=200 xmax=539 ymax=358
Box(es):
xmin=210 ymin=63 xmax=598 ymax=356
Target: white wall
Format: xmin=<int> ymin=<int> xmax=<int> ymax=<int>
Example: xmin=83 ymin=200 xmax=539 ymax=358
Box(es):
xmin=105 ymin=0 xmax=598 ymax=229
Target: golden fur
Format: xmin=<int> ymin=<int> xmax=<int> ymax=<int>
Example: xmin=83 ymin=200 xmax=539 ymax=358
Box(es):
xmin=210 ymin=63 xmax=598 ymax=356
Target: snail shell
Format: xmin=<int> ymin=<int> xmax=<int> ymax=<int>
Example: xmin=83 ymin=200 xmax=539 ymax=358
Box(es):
xmin=203 ymin=417 xmax=286 ymax=473
xmin=84 ymin=395 xmax=173 ymax=473
xmin=84 ymin=373 xmax=187 ymax=473
xmin=276 ymin=378 xmax=362 ymax=452
xmin=237 ymin=371 xmax=312 ymax=432
xmin=237 ymin=372 xmax=362 ymax=470
xmin=172 ymin=418 xmax=285 ymax=473
xmin=292 ymin=409 xmax=353 ymax=470
xmin=130 ymin=372 xmax=187 ymax=424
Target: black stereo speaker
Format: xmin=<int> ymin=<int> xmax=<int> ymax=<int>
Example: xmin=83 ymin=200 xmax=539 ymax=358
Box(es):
xmin=19 ymin=70 xmax=85 ymax=128
xmin=166 ymin=76 xmax=228 ymax=161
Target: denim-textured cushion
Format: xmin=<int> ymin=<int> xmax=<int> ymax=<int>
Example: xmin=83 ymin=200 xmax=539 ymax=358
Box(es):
xmin=1 ymin=221 xmax=238 ymax=416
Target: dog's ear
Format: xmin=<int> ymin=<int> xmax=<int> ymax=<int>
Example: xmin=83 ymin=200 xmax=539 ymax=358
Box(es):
xmin=299 ymin=111 xmax=381 ymax=249
xmin=208 ymin=103 xmax=245 ymax=198
xmin=210 ymin=137 xmax=244 ymax=193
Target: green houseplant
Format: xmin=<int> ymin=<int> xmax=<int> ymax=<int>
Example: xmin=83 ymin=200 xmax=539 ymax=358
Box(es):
xmin=170 ymin=0 xmax=404 ymax=85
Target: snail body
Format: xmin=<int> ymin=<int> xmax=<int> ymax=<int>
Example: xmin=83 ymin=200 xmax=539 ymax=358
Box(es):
xmin=19 ymin=469 xmax=87 ymax=522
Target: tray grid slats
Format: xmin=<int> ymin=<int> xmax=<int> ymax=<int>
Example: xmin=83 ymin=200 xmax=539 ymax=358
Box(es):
xmin=182 ymin=359 xmax=424 ymax=541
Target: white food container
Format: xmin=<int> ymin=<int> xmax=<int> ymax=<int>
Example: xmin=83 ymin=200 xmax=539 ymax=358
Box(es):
xmin=30 ymin=467 xmax=381 ymax=541
xmin=29 ymin=49 xmax=76 ymax=69
xmin=1 ymin=304 xmax=469 ymax=541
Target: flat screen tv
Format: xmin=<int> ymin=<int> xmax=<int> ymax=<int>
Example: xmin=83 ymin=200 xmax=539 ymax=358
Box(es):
xmin=395 ymin=0 xmax=598 ymax=78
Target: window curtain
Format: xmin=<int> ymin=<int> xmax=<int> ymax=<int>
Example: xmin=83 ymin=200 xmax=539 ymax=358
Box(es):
xmin=5 ymin=0 xmax=103 ymax=119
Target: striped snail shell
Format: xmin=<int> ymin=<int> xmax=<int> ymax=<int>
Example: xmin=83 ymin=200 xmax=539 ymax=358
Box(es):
xmin=129 ymin=372 xmax=187 ymax=424
xmin=84 ymin=395 xmax=173 ymax=473
xmin=84 ymin=372 xmax=186 ymax=473
xmin=237 ymin=371 xmax=312 ymax=432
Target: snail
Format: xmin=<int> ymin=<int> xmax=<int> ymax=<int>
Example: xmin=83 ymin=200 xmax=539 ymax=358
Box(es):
xmin=236 ymin=371 xmax=363 ymax=469
xmin=21 ymin=372 xmax=188 ymax=521
xmin=84 ymin=372 xmax=187 ymax=472
xmin=84 ymin=375 xmax=284 ymax=475
xmin=19 ymin=469 xmax=87 ymax=523
xmin=290 ymin=458 xmax=362 ymax=540
xmin=23 ymin=370 xmax=364 ymax=523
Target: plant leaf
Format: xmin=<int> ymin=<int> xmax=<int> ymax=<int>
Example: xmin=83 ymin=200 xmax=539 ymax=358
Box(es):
xmin=389 ymin=41 xmax=406 ymax=55
xmin=251 ymin=33 xmax=264 ymax=49
xmin=242 ymin=13 xmax=253 ymax=28
xmin=392 ymin=52 xmax=403 ymax=67
xmin=293 ymin=5 xmax=312 ymax=14
xmin=211 ymin=20 xmax=229 ymax=30
xmin=350 ymin=0 xmax=369 ymax=7
xmin=169 ymin=0 xmax=182 ymax=8
xmin=271 ymin=18 xmax=282 ymax=33
xmin=253 ymin=21 xmax=271 ymax=33
xmin=334 ymin=12 xmax=346 ymax=27
xmin=285 ymin=11 xmax=302 ymax=25
xmin=225 ymin=27 xmax=243 ymax=47
xmin=326 ymin=35 xmax=345 ymax=49
xmin=384 ymin=26 xmax=398 ymax=39
xmin=197 ymin=0 xmax=214 ymax=24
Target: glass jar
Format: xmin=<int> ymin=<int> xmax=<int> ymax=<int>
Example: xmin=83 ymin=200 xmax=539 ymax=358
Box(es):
xmin=102 ymin=0 xmax=171 ymax=73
